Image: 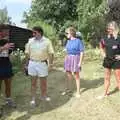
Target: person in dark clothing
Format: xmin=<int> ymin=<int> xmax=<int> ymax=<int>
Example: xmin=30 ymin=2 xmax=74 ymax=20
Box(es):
xmin=0 ymin=38 xmax=16 ymax=108
xmin=98 ymin=21 xmax=120 ymax=99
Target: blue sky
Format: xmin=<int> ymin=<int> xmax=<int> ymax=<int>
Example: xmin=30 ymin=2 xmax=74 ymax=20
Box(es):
xmin=0 ymin=0 xmax=32 ymax=28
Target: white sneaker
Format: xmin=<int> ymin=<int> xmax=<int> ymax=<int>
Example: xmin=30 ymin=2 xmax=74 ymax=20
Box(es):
xmin=74 ymin=93 xmax=80 ymax=98
xmin=30 ymin=100 xmax=36 ymax=107
xmin=61 ymin=89 xmax=71 ymax=96
xmin=61 ymin=91 xmax=67 ymax=96
xmin=5 ymin=98 xmax=16 ymax=108
xmin=40 ymin=96 xmax=51 ymax=101
xmin=96 ymin=95 xmax=108 ymax=100
xmin=45 ymin=97 xmax=51 ymax=101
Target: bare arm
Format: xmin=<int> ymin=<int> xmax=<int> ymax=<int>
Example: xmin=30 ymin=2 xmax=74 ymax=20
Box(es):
xmin=48 ymin=53 xmax=54 ymax=65
xmin=78 ymin=52 xmax=84 ymax=67
xmin=47 ymin=40 xmax=54 ymax=65
xmin=24 ymin=43 xmax=30 ymax=63
xmin=22 ymin=43 xmax=30 ymax=73
xmin=0 ymin=43 xmax=14 ymax=52
xmin=99 ymin=42 xmax=106 ymax=58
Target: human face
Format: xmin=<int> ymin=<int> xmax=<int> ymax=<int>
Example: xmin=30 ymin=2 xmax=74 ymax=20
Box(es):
xmin=32 ymin=30 xmax=41 ymax=38
xmin=65 ymin=31 xmax=71 ymax=39
xmin=106 ymin=24 xmax=115 ymax=35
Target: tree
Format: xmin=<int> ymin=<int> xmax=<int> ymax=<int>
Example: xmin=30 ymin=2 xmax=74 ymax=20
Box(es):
xmin=107 ymin=0 xmax=120 ymax=24
xmin=23 ymin=0 xmax=78 ymax=30
xmin=23 ymin=0 xmax=110 ymax=47
xmin=77 ymin=0 xmax=108 ymax=47
xmin=0 ymin=7 xmax=12 ymax=24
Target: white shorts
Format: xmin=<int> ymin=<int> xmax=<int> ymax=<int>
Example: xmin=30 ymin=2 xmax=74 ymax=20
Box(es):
xmin=28 ymin=60 xmax=48 ymax=77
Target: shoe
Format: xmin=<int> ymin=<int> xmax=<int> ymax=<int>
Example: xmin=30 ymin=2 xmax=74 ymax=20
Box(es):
xmin=5 ymin=98 xmax=16 ymax=108
xmin=61 ymin=89 xmax=71 ymax=96
xmin=74 ymin=93 xmax=80 ymax=98
xmin=40 ymin=96 xmax=51 ymax=101
xmin=30 ymin=100 xmax=36 ymax=107
xmin=96 ymin=95 xmax=108 ymax=100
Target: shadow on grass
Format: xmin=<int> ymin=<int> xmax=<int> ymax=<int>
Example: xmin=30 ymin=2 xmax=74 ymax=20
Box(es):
xmin=1 ymin=70 xmax=72 ymax=120
xmin=80 ymin=78 xmax=104 ymax=93
xmin=1 ymin=70 xmax=105 ymax=120
xmin=109 ymin=87 xmax=119 ymax=95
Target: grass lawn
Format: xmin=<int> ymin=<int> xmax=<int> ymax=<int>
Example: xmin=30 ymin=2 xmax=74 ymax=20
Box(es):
xmin=0 ymin=51 xmax=120 ymax=120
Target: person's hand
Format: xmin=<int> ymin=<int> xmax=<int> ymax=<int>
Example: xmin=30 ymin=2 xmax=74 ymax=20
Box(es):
xmin=78 ymin=62 xmax=81 ymax=67
xmin=48 ymin=64 xmax=54 ymax=72
xmin=3 ymin=43 xmax=14 ymax=50
xmin=8 ymin=43 xmax=15 ymax=49
xmin=115 ymin=55 xmax=120 ymax=60
xmin=63 ymin=48 xmax=66 ymax=52
xmin=102 ymin=53 xmax=106 ymax=58
xmin=22 ymin=60 xmax=29 ymax=75
xmin=78 ymin=63 xmax=81 ymax=70
xmin=24 ymin=64 xmax=28 ymax=76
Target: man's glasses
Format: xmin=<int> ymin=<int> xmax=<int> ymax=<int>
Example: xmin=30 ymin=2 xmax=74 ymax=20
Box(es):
xmin=65 ymin=32 xmax=69 ymax=35
xmin=33 ymin=31 xmax=37 ymax=34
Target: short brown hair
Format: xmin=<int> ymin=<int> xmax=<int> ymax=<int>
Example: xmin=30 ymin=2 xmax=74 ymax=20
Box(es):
xmin=32 ymin=26 xmax=44 ymax=36
xmin=65 ymin=27 xmax=76 ymax=37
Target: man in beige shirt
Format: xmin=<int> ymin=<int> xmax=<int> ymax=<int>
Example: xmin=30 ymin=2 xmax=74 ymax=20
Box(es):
xmin=25 ymin=26 xmax=54 ymax=106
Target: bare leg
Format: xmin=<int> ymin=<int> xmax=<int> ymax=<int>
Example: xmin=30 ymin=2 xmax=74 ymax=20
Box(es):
xmin=4 ymin=78 xmax=11 ymax=98
xmin=4 ymin=78 xmax=16 ymax=108
xmin=61 ymin=71 xmax=73 ymax=95
xmin=31 ymin=76 xmax=37 ymax=101
xmin=66 ymin=71 xmax=73 ymax=90
xmin=104 ymin=68 xmax=111 ymax=96
xmin=40 ymin=77 xmax=51 ymax=101
xmin=114 ymin=69 xmax=120 ymax=90
xmin=74 ymin=72 xmax=80 ymax=95
xmin=40 ymin=77 xmax=47 ymax=97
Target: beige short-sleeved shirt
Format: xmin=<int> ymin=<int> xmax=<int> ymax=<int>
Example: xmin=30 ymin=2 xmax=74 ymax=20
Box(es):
xmin=25 ymin=36 xmax=54 ymax=61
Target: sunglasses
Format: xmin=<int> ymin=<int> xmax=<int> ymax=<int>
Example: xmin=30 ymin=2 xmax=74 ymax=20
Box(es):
xmin=65 ymin=32 xmax=69 ymax=35
xmin=107 ymin=28 xmax=113 ymax=30
xmin=33 ymin=31 xmax=37 ymax=34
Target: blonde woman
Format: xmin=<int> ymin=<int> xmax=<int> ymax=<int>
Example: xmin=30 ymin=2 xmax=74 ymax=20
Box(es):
xmin=98 ymin=21 xmax=120 ymax=99
xmin=62 ymin=27 xmax=84 ymax=97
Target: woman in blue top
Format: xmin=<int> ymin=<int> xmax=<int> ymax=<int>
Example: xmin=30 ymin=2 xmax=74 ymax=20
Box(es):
xmin=62 ymin=27 xmax=84 ymax=97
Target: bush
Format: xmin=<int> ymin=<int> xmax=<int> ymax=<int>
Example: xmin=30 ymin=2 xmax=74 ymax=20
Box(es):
xmin=85 ymin=47 xmax=101 ymax=61
xmin=10 ymin=49 xmax=25 ymax=73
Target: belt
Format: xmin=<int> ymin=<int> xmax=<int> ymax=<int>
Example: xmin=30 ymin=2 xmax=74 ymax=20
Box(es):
xmin=30 ymin=59 xmax=48 ymax=64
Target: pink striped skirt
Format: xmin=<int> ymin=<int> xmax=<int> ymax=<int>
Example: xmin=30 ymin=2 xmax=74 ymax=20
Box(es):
xmin=64 ymin=55 xmax=80 ymax=72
